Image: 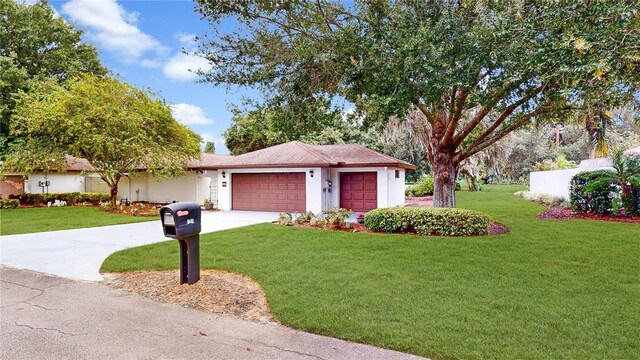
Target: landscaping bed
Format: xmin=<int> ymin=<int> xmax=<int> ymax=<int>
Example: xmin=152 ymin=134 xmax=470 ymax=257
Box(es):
xmin=539 ymin=206 xmax=640 ymax=223
xmin=103 ymin=270 xmax=273 ymax=323
xmin=100 ymin=202 xmax=162 ymax=217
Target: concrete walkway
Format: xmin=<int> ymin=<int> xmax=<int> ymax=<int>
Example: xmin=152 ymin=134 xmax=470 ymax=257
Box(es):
xmin=1 ymin=267 xmax=424 ymax=360
xmin=1 ymin=211 xmax=278 ymax=281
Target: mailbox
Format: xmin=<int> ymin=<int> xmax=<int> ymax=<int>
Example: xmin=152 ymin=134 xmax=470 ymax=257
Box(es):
xmin=160 ymin=202 xmax=201 ymax=285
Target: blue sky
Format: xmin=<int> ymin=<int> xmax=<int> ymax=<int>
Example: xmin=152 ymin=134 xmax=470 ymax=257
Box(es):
xmin=43 ymin=0 xmax=246 ymax=154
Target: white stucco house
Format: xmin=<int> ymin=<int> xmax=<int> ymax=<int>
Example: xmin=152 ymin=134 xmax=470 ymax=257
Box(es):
xmin=5 ymin=141 xmax=415 ymax=213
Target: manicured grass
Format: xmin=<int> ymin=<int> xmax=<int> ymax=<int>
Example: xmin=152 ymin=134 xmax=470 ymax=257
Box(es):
xmin=0 ymin=206 xmax=154 ymax=235
xmin=102 ymin=186 xmax=639 ymax=359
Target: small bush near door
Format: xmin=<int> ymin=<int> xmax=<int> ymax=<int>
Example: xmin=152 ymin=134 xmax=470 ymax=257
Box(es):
xmin=364 ymin=207 xmax=490 ymax=236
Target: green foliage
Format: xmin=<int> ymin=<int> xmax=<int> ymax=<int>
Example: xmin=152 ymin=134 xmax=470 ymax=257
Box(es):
xmin=533 ymin=154 xmax=578 ymax=171
xmin=0 ymin=0 xmax=106 ymax=153
xmin=203 ymin=141 xmax=216 ymax=154
xmin=195 ymin=0 xmax=638 ymax=208
xmin=0 ymin=199 xmax=19 ymax=209
xmin=579 ymin=152 xmax=640 ymax=215
xmin=10 ymin=192 xmax=111 ymax=206
xmin=223 ymin=98 xmax=382 ymax=155
xmin=322 ymin=208 xmax=353 ymax=229
xmin=2 ymin=75 xmax=201 ymax=205
xmin=569 ymin=171 xmax=616 ymax=215
xmin=294 ymin=211 xmax=314 ymax=224
xmin=405 ymin=175 xmax=434 ymax=196
xmin=277 ymin=212 xmax=293 ymax=226
xmin=364 ymin=207 xmax=490 ymax=236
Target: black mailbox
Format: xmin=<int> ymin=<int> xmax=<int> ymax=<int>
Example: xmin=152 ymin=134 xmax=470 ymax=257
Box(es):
xmin=161 ymin=202 xmax=201 ymax=237
xmin=160 ymin=202 xmax=201 ymax=285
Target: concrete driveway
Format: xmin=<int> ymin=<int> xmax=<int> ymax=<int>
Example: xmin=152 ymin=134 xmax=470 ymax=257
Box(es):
xmin=0 ymin=211 xmax=278 ymax=281
xmin=1 ymin=266 xmax=423 ymax=360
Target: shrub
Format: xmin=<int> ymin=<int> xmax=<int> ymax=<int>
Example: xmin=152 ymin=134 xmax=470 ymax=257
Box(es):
xmin=0 ymin=199 xmax=19 ymax=209
xmin=10 ymin=192 xmax=110 ymax=206
xmin=277 ymin=212 xmax=293 ymax=226
xmin=364 ymin=207 xmax=490 ymax=236
xmin=323 ymin=208 xmax=353 ymax=229
xmin=533 ymin=154 xmax=578 ymax=171
xmin=514 ymin=191 xmax=567 ymax=207
xmin=406 ymin=175 xmax=434 ymax=196
xmin=569 ymin=171 xmax=615 ymax=215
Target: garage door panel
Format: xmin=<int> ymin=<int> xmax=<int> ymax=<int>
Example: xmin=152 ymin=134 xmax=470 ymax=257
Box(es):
xmin=340 ymin=172 xmax=377 ymax=212
xmin=232 ymin=173 xmax=306 ymax=212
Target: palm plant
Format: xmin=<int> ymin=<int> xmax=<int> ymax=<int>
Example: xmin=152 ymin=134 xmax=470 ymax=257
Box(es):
xmin=586 ymin=151 xmax=640 ymax=214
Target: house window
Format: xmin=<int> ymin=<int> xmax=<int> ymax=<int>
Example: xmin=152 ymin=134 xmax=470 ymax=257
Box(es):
xmin=395 ymin=170 xmax=400 ymax=179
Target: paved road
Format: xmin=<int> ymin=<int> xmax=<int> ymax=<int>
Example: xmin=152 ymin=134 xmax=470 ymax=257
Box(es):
xmin=1 ymin=267 xmax=424 ymax=360
xmin=1 ymin=211 xmax=278 ymax=281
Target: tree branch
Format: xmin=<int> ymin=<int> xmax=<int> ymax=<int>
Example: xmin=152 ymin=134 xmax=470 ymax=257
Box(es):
xmin=455 ymin=102 xmax=552 ymax=162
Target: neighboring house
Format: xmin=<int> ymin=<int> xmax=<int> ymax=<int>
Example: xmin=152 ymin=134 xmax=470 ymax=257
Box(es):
xmin=6 ymin=141 xmax=415 ymax=213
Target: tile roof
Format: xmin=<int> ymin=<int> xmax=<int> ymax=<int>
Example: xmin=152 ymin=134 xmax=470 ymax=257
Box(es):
xmin=56 ymin=141 xmax=416 ymax=172
xmin=197 ymin=141 xmax=415 ymax=170
xmin=64 ymin=155 xmax=95 ymax=172
xmin=624 ymin=146 xmax=640 ymax=156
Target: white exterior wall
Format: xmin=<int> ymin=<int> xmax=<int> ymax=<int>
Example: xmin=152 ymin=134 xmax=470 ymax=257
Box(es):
xmin=146 ymin=172 xmax=211 ymax=205
xmin=387 ymin=168 xmax=406 ymax=207
xmin=529 ymin=158 xmax=613 ymax=200
xmin=217 ymin=167 xmax=322 ymax=213
xmin=529 ymin=168 xmax=583 ymax=199
xmin=25 ymin=173 xmax=85 ymax=194
xmin=118 ymin=173 xmax=149 ymax=202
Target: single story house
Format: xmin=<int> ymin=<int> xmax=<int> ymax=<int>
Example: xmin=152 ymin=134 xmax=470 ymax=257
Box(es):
xmin=5 ymin=141 xmax=415 ymax=213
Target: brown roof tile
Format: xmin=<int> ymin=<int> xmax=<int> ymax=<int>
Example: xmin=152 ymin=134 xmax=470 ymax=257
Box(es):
xmin=59 ymin=141 xmax=416 ymax=172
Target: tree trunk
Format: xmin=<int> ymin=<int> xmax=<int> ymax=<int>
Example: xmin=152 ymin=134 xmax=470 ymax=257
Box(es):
xmin=432 ymin=150 xmax=458 ymax=208
xmin=110 ymin=185 xmax=119 ymax=207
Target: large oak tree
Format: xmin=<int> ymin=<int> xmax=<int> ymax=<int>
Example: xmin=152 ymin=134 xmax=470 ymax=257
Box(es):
xmin=3 ymin=75 xmax=202 ymax=206
xmin=194 ymin=0 xmax=639 ymax=207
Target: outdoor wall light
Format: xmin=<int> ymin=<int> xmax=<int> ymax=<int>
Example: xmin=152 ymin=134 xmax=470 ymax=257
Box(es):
xmin=309 ymin=170 xmax=314 ymax=177
xmin=222 ymin=171 xmax=226 ymax=178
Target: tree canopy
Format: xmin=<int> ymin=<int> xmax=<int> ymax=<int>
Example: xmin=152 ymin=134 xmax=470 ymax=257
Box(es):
xmin=195 ymin=0 xmax=639 ymax=207
xmin=223 ymin=97 xmax=382 ymax=155
xmin=2 ymin=75 xmax=201 ymax=205
xmin=0 ymin=0 xmax=106 ymax=153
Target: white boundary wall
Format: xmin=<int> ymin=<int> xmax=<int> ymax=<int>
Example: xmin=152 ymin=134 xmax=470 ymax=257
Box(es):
xmin=529 ymin=158 xmax=613 ymax=200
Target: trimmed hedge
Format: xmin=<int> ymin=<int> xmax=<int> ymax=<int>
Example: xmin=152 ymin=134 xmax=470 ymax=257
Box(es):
xmin=0 ymin=199 xmax=19 ymax=209
xmin=9 ymin=192 xmax=110 ymax=206
xmin=364 ymin=207 xmax=490 ymax=236
xmin=406 ymin=175 xmax=434 ymax=196
xmin=569 ymin=171 xmax=615 ymax=215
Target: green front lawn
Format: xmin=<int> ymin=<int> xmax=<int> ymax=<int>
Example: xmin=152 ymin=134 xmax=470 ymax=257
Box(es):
xmin=0 ymin=206 xmax=154 ymax=235
xmin=102 ymin=186 xmax=639 ymax=359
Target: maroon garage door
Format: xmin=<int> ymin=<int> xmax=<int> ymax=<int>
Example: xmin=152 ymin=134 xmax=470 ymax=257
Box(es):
xmin=340 ymin=172 xmax=377 ymax=212
xmin=232 ymin=173 xmax=306 ymax=212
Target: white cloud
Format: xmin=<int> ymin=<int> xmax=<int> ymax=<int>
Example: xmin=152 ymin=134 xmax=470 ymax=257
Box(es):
xmin=176 ymin=32 xmax=197 ymax=48
xmin=170 ymin=103 xmax=214 ymax=126
xmin=140 ymin=58 xmax=162 ymax=69
xmin=61 ymin=0 xmax=167 ymax=62
xmin=163 ymin=52 xmax=211 ymax=81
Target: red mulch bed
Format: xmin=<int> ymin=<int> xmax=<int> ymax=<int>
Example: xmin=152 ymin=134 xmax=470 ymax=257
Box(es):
xmin=406 ymin=195 xmax=433 ymax=207
xmin=539 ymin=206 xmax=640 ymax=223
xmin=290 ymin=221 xmax=509 ymax=236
